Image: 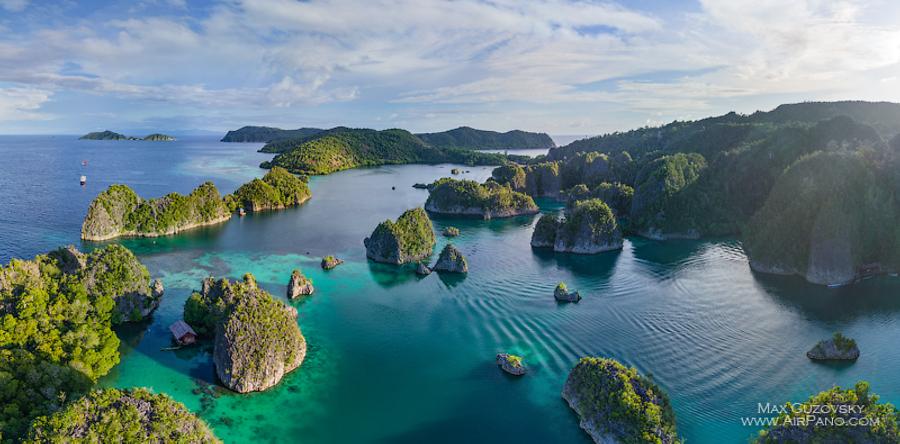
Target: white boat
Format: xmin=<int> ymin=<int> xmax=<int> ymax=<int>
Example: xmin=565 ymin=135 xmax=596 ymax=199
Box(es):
xmin=80 ymin=175 xmax=87 ymax=185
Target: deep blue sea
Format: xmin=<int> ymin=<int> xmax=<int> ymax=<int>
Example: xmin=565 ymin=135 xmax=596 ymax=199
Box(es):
xmin=2 ymin=135 xmax=899 ymax=443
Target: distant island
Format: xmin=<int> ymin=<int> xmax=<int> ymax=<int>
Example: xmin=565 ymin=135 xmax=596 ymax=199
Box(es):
xmin=492 ymin=101 xmax=900 ymax=285
xmin=79 ymin=130 xmax=175 ymax=141
xmin=416 ymin=126 xmax=555 ymax=150
xmin=223 ymin=125 xmax=554 ymax=152
xmin=260 ymin=127 xmax=508 ymax=175
xmin=221 ymin=125 xmax=323 ymax=143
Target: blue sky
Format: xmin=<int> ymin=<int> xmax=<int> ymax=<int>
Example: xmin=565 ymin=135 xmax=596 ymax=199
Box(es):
xmin=1 ymin=0 xmax=899 ymax=135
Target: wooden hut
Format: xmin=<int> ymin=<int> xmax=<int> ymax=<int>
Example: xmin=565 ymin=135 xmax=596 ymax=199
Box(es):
xmin=169 ymin=320 xmax=197 ymax=345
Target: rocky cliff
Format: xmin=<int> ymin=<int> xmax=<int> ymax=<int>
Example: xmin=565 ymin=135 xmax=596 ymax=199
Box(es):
xmin=534 ymin=199 xmax=623 ymax=254
xmin=364 ymin=208 xmax=436 ymax=264
xmin=184 ymin=275 xmax=306 ymax=393
xmin=82 ymin=182 xmax=231 ymax=241
xmin=562 ymin=357 xmax=681 ymax=444
xmin=432 ymin=244 xmax=468 ymax=273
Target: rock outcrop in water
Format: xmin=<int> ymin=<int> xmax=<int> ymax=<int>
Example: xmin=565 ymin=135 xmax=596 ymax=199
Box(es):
xmin=755 ymin=381 xmax=900 ymax=443
xmin=184 ymin=275 xmax=306 ymax=393
xmin=26 ymin=388 xmax=221 ymax=443
xmin=225 ymin=167 xmax=311 ymax=213
xmin=531 ymin=200 xmax=623 ymax=254
xmin=562 ymin=357 xmax=681 ymax=444
xmin=415 ymin=262 xmax=432 ymax=276
xmin=554 ymin=282 xmax=581 ymax=302
xmin=425 ymin=178 xmax=538 ymax=219
xmin=442 ymin=226 xmax=460 ymax=237
xmin=321 ymin=255 xmax=344 ymax=270
xmin=364 ymin=208 xmax=436 ymax=264
xmin=142 ymin=133 xmax=175 ymax=141
xmin=432 ymin=244 xmax=468 ymax=273
xmin=81 ymin=182 xmax=231 ymax=241
xmin=496 ymin=353 xmax=526 ymax=376
xmin=287 ymin=269 xmax=314 ymax=299
xmin=807 ymin=333 xmax=860 ymax=361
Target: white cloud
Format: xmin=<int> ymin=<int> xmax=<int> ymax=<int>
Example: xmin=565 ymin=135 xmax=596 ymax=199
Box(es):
xmin=0 ymin=87 xmax=52 ymax=120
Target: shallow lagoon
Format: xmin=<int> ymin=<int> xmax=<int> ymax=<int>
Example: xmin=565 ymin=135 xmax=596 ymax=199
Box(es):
xmin=1 ymin=136 xmax=899 ymax=443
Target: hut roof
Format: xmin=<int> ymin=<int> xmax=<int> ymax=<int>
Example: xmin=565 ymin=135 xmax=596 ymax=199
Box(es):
xmin=169 ymin=320 xmax=196 ymax=339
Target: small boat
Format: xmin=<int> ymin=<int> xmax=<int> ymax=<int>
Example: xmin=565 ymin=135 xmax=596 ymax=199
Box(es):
xmin=238 ymin=207 xmax=246 ymax=217
xmin=80 ymin=175 xmax=87 ymax=185
xmin=81 ymin=160 xmax=88 ymax=166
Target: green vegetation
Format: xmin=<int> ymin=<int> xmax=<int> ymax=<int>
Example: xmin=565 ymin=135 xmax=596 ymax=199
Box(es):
xmin=226 ymin=167 xmax=311 ymax=212
xmin=491 ymin=164 xmax=527 ymax=190
xmin=0 ymin=245 xmax=155 ymax=439
xmin=79 ymin=130 xmax=136 ymax=140
xmin=425 ymin=178 xmax=538 ymax=218
xmin=555 ymin=199 xmax=622 ymax=252
xmin=26 ymin=388 xmax=220 ymax=443
xmin=629 ymin=153 xmax=707 ymax=234
xmin=506 ymin=355 xmax=523 ymax=368
xmin=415 ymin=126 xmax=555 ymax=150
xmin=222 ymin=125 xmax=323 ymax=144
xmin=556 ymin=282 xmax=567 ymax=292
xmin=442 ymin=226 xmax=460 ymax=237
xmin=365 ymin=208 xmax=436 ymax=264
xmin=184 ymin=274 xmax=306 ymax=393
xmin=531 ymin=214 xmax=560 ymax=247
xmin=832 ymin=332 xmax=858 ymax=351
xmin=262 ymin=128 xmax=508 ymax=175
xmin=82 ymin=182 xmax=231 ymax=240
xmin=563 ymin=357 xmax=680 ymax=444
xmin=756 ymin=381 xmax=900 ymax=443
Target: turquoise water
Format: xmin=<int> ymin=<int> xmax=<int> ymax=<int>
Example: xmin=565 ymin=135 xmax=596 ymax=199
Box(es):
xmin=2 ymin=136 xmax=900 ymax=443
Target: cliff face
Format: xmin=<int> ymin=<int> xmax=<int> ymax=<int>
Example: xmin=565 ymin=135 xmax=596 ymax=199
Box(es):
xmin=26 ymin=388 xmax=220 ymax=444
xmin=364 ymin=208 xmax=436 ymax=264
xmin=184 ymin=275 xmax=306 ymax=393
xmin=425 ymin=178 xmax=538 ymax=219
xmin=744 ymin=151 xmax=899 ymax=286
xmin=82 ymin=182 xmax=231 ymax=241
xmin=432 ymin=244 xmax=468 ymax=273
xmin=562 ymin=357 xmax=681 ymax=444
xmin=531 ymin=214 xmax=560 ymax=248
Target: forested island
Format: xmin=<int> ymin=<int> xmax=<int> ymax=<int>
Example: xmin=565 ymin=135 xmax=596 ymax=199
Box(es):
xmin=494 ymin=101 xmax=900 ymax=285
xmin=82 ymin=167 xmax=311 ymax=240
xmin=221 ymin=125 xmax=323 ymax=143
xmin=424 ymin=177 xmax=538 ymax=219
xmin=260 ymin=127 xmax=508 ymax=175
xmin=416 ymin=126 xmax=555 ymax=150
xmin=79 ymin=130 xmax=175 ymax=141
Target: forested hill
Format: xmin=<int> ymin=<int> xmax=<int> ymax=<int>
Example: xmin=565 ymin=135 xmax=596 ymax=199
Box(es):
xmin=415 ymin=126 xmax=555 ymax=150
xmin=551 ymin=101 xmax=900 ymax=161
xmin=261 ymin=127 xmax=507 ymax=175
xmin=221 ymin=126 xmax=323 ymax=143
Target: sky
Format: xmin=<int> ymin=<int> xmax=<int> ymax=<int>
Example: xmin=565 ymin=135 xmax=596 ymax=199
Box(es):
xmin=1 ymin=0 xmax=899 ymax=136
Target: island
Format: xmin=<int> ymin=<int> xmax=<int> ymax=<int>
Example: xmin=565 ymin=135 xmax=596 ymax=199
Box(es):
xmin=221 ymin=125 xmax=323 ymax=144
xmin=416 ymin=126 xmax=555 ymax=150
xmin=364 ymin=207 xmax=436 ymax=264
xmin=142 ymin=133 xmax=175 ymax=141
xmin=79 ymin=130 xmax=175 ymax=141
xmin=0 ymin=244 xmax=158 ymax=440
xmin=260 ymin=127 xmax=509 ymax=175
xmin=431 ymin=244 xmax=468 ymax=273
xmin=322 ymin=255 xmax=344 ymax=269
xmin=226 ymin=166 xmax=311 ymax=212
xmin=755 ymin=381 xmax=900 ymax=443
xmin=496 ymin=101 xmax=900 ymax=285
xmin=424 ymin=178 xmax=539 ymax=219
xmin=562 ymin=357 xmax=681 ymax=444
xmin=81 ymin=182 xmax=231 ymax=240
xmin=554 ymin=282 xmax=581 ymax=302
xmin=83 ymin=168 xmax=312 ymax=240
xmin=806 ymin=332 xmax=860 ymax=361
xmin=26 ymin=388 xmax=220 ymax=443
xmin=184 ymin=274 xmax=306 ymax=393
xmin=287 ymin=269 xmax=314 ymax=299
xmin=79 ymin=130 xmax=138 ymax=140
xmin=530 ymin=199 xmax=623 ymax=254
